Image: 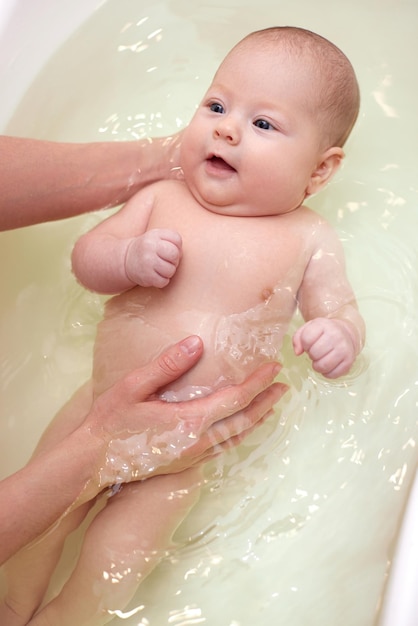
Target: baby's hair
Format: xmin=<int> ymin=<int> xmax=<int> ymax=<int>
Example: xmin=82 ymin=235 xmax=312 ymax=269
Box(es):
xmin=236 ymin=27 xmax=360 ymax=148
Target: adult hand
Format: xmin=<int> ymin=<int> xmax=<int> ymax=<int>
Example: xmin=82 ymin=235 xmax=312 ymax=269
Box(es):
xmin=0 ymin=133 xmax=183 ymax=230
xmin=85 ymin=335 xmax=286 ymax=491
xmin=0 ymin=335 xmax=285 ymax=564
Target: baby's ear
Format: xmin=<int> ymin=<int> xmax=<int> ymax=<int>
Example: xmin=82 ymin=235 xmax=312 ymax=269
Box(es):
xmin=306 ymin=147 xmax=344 ymax=196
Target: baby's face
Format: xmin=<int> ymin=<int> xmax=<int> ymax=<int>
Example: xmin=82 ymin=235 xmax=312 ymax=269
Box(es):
xmin=181 ymin=42 xmax=330 ymax=217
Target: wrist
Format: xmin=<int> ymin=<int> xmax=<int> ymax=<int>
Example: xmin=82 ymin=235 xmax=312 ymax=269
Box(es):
xmin=339 ymin=317 xmax=364 ymax=356
xmin=328 ymin=304 xmax=365 ymax=357
xmin=61 ymin=423 xmax=108 ymax=508
xmin=142 ymin=132 xmax=182 ymax=182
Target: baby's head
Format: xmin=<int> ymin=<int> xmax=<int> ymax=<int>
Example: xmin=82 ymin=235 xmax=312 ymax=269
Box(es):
xmin=181 ymin=26 xmax=360 ymax=217
xmin=224 ymin=27 xmax=360 ymax=150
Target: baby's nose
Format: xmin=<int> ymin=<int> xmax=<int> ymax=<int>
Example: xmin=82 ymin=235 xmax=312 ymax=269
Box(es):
xmin=213 ymin=115 xmax=240 ymax=144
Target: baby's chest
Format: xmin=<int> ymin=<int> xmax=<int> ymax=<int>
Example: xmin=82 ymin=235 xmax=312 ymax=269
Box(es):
xmin=184 ymin=226 xmax=308 ymax=305
xmin=151 ymin=192 xmax=313 ymax=309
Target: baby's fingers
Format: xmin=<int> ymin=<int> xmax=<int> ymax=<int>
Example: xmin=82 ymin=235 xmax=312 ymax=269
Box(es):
xmin=159 ymin=241 xmax=181 ymax=266
xmin=157 ymin=228 xmax=182 ymax=247
xmin=293 ymin=321 xmax=323 ymax=356
xmin=292 ymin=327 xmax=304 ymax=356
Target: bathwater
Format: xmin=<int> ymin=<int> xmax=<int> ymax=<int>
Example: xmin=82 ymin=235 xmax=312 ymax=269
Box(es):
xmin=0 ymin=0 xmax=417 ymax=624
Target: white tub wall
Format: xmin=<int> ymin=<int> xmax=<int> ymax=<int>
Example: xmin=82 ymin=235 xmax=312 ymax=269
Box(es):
xmin=378 ymin=469 xmax=418 ymax=626
xmin=0 ymin=0 xmax=102 ymax=131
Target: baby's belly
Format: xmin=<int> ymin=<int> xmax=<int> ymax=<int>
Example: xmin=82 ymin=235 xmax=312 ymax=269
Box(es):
xmin=92 ymin=290 xmax=286 ymax=398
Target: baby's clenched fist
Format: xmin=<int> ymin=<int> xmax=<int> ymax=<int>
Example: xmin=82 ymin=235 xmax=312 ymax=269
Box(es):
xmin=125 ymin=228 xmax=182 ymax=288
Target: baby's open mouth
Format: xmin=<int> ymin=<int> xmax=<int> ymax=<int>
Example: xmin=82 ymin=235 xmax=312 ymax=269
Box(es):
xmin=208 ymin=155 xmax=236 ymax=172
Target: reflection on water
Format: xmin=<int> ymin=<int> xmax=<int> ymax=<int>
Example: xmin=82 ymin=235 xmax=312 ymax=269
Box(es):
xmin=0 ymin=0 xmax=417 ymax=624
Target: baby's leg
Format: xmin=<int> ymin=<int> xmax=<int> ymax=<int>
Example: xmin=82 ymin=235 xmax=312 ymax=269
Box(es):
xmin=30 ymin=467 xmax=202 ymax=626
xmin=0 ymin=382 xmax=95 ymax=626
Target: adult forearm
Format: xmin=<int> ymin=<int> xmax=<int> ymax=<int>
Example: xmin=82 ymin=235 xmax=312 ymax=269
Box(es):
xmin=0 ymin=134 xmax=181 ymax=230
xmin=0 ymin=426 xmax=101 ymax=565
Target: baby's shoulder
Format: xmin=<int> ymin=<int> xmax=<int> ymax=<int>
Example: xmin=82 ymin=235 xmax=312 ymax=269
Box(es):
xmin=276 ymin=205 xmax=341 ymax=258
xmin=143 ymin=178 xmax=191 ymax=210
xmin=295 ymin=204 xmax=338 ymax=236
xmin=296 ymin=205 xmax=344 ymax=261
xmin=147 ymin=178 xmax=188 ymax=197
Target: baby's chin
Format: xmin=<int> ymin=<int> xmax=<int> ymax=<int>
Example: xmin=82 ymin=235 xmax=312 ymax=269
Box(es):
xmin=192 ymin=186 xmax=256 ymax=217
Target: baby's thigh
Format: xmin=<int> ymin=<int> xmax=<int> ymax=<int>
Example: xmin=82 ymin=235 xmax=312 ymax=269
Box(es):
xmin=74 ymin=469 xmax=200 ymax=608
xmin=93 ymin=468 xmax=203 ymax=557
xmin=33 ymin=381 xmax=93 ymax=456
xmin=54 ymin=469 xmax=203 ymax=617
xmin=92 ymin=313 xmax=171 ymax=396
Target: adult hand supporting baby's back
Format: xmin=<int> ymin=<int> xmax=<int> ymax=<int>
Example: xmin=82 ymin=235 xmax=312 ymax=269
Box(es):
xmin=84 ymin=335 xmax=286 ymax=492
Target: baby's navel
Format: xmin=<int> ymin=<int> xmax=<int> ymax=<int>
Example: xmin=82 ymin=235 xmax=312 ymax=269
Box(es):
xmin=261 ymin=287 xmax=273 ymax=303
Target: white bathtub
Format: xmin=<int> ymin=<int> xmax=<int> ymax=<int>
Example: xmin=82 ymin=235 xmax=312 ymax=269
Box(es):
xmin=0 ymin=1 xmax=417 ymax=625
xmin=0 ymin=0 xmax=103 ymax=130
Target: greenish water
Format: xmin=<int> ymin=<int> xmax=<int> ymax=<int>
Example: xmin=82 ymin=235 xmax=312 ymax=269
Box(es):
xmin=1 ymin=1 xmax=417 ymax=624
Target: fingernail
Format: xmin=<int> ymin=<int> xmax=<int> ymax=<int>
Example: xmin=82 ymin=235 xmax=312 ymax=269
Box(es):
xmin=180 ymin=335 xmax=202 ymax=356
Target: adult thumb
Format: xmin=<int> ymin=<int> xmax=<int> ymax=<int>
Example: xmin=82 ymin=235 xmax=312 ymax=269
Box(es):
xmin=127 ymin=335 xmax=204 ymax=400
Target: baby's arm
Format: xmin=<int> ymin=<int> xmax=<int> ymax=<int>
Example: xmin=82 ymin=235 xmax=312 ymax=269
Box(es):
xmin=293 ymin=221 xmax=365 ymax=379
xmin=72 ymin=186 xmax=182 ymax=294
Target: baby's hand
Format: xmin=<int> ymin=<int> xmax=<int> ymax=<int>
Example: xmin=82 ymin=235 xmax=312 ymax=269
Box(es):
xmin=125 ymin=228 xmax=182 ymax=288
xmin=292 ymin=317 xmax=357 ymax=379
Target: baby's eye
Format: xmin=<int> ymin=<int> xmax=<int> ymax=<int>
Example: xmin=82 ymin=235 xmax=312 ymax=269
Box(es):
xmin=209 ymin=102 xmax=224 ymax=114
xmin=254 ymin=119 xmax=273 ymax=130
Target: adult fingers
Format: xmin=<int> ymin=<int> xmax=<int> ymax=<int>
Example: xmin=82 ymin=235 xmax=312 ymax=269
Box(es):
xmin=193 ymin=413 xmax=274 ymax=465
xmin=181 ymin=382 xmax=289 ymax=466
xmin=170 ymin=361 xmax=283 ymax=429
xmin=201 ymin=381 xmax=288 ymax=448
xmin=121 ymin=335 xmax=204 ymax=400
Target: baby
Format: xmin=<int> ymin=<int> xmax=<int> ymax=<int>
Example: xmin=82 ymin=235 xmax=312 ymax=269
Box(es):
xmin=3 ymin=26 xmax=365 ymax=625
